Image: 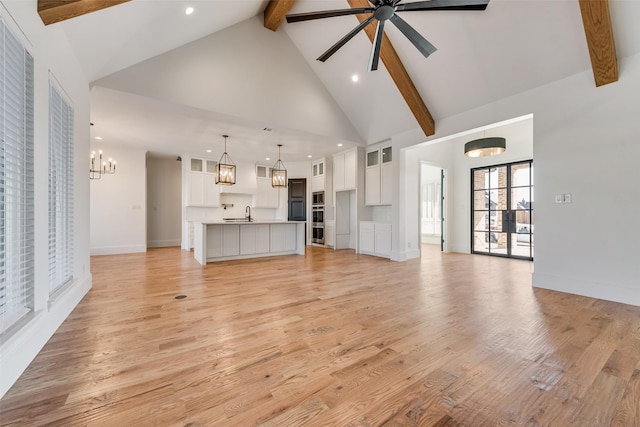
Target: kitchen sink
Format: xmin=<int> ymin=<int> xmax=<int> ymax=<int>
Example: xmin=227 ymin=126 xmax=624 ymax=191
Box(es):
xmin=222 ymin=218 xmax=253 ymax=222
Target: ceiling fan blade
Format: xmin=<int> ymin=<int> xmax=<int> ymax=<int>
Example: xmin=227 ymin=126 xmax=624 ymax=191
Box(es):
xmin=318 ymin=15 xmax=376 ymax=62
xmin=396 ymin=0 xmax=489 ymax=12
xmin=368 ymin=19 xmax=386 ymax=72
xmin=286 ymin=8 xmax=374 ymax=23
xmin=389 ymin=14 xmax=437 ymax=58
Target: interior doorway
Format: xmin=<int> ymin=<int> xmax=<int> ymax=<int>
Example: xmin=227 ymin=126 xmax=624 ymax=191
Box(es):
xmin=420 ymin=162 xmax=444 ymax=251
xmin=471 ymin=160 xmax=534 ymax=260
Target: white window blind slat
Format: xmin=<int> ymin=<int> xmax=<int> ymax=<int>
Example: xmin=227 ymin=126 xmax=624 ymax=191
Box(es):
xmin=48 ymin=82 xmax=74 ymax=294
xmin=1 ymin=17 xmax=35 ymax=333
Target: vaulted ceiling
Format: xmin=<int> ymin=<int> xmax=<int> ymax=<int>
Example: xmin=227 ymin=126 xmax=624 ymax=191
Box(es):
xmin=39 ymin=0 xmax=640 ymax=162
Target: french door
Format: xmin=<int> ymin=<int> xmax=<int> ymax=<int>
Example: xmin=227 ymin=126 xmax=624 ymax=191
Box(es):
xmin=471 ymin=160 xmax=533 ymax=260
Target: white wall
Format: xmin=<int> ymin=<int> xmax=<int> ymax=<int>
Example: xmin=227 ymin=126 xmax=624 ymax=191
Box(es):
xmin=395 ymin=52 xmax=640 ymax=306
xmin=95 ymin=16 xmax=362 ymax=144
xmin=147 ymin=156 xmax=181 ymax=248
xmin=90 ymin=144 xmax=147 ymax=255
xmin=0 ymin=1 xmax=92 ymax=398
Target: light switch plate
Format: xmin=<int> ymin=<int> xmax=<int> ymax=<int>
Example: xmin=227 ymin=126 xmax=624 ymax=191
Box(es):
xmin=564 ymin=193 xmax=572 ymax=203
xmin=555 ymin=194 xmax=564 ymax=203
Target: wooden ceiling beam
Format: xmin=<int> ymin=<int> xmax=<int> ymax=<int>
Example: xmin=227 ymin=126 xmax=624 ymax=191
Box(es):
xmin=264 ymin=0 xmax=298 ymax=32
xmin=38 ymin=0 xmax=130 ymax=26
xmin=347 ymin=0 xmax=435 ymax=136
xmin=578 ymin=0 xmax=618 ymax=87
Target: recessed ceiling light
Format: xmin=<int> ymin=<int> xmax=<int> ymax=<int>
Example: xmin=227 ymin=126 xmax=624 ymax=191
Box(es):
xmin=307 ymin=155 xmax=312 ymax=158
xmin=337 ymin=143 xmax=343 ymax=147
xmin=206 ymin=149 xmax=212 ymax=153
xmin=95 ymin=136 xmax=103 ymax=140
xmin=266 ymin=157 xmax=271 ymax=161
xmin=351 ymin=74 xmax=359 ymax=83
xmin=185 ymin=6 xmax=194 ymax=15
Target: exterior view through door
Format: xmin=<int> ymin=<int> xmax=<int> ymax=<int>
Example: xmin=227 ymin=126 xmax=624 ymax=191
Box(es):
xmin=472 ymin=160 xmax=533 ymax=260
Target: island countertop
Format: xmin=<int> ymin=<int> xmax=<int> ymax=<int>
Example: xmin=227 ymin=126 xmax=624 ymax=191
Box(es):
xmin=193 ymin=221 xmax=305 ymax=264
xmin=196 ymin=220 xmax=306 ymax=225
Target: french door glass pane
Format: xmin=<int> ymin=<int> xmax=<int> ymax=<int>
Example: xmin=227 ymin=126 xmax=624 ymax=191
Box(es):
xmin=473 ymin=169 xmax=489 ymax=190
xmin=471 ymin=160 xmax=533 ymax=260
xmin=511 ymin=234 xmax=532 ymax=258
xmin=473 ymin=211 xmax=489 ymax=231
xmin=491 ymin=232 xmax=508 ymax=255
xmin=488 ymin=166 xmax=507 ymax=189
xmin=473 ymin=190 xmax=487 ymax=209
xmin=511 ymin=163 xmax=531 ymax=187
xmin=489 ymin=189 xmax=507 ymax=210
xmin=511 ymin=186 xmax=532 ymax=210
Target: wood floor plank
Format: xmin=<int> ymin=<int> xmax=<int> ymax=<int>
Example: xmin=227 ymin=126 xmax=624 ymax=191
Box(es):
xmin=2 ymin=245 xmax=640 ymax=425
xmin=610 ymin=367 xmax=640 ymax=427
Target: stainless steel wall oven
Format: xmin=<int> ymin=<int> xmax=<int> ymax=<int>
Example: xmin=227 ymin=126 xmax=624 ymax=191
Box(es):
xmin=311 ymin=191 xmax=325 ymax=244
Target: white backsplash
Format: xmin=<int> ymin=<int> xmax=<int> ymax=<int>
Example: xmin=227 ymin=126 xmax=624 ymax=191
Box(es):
xmin=219 ymin=193 xmax=253 ymax=217
xmin=371 ymin=205 xmax=392 ymax=222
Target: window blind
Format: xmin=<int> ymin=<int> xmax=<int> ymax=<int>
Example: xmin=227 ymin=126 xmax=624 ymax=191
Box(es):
xmin=0 ymin=17 xmax=36 ymax=332
xmin=48 ymin=83 xmax=74 ymax=294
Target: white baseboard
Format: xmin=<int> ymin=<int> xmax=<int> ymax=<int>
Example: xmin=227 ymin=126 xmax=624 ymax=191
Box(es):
xmin=90 ymin=244 xmax=146 ymax=256
xmin=390 ymin=249 xmax=420 ymax=262
xmin=449 ymin=244 xmax=469 ymax=254
xmin=0 ymin=274 xmax=92 ymax=398
xmin=147 ymin=239 xmax=181 ymax=248
xmin=533 ymin=272 xmax=640 ymax=307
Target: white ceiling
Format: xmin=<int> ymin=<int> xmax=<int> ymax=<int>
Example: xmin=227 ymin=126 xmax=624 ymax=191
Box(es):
xmin=54 ymin=0 xmax=640 ymax=161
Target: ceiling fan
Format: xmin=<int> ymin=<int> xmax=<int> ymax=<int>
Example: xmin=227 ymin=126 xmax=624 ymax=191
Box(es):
xmin=286 ymin=0 xmax=490 ymax=71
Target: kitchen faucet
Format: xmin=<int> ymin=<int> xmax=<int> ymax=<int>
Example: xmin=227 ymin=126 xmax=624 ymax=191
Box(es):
xmin=245 ymin=205 xmax=251 ymax=221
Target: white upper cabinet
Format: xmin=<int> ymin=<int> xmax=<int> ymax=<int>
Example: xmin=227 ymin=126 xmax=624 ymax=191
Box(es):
xmin=365 ymin=145 xmax=392 ymax=206
xmin=311 ymin=158 xmax=328 ymax=192
xmin=187 ymin=157 xmax=220 ymax=207
xmin=254 ymin=164 xmax=279 ymax=208
xmin=333 ymin=148 xmax=357 ymax=192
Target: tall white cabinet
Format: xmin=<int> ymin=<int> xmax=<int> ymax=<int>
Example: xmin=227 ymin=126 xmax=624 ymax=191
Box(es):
xmin=187 ymin=157 xmax=220 ymax=207
xmin=365 ymin=144 xmax=393 ymax=206
xmin=332 ymin=147 xmax=365 ymax=251
xmin=333 ymin=149 xmax=357 ymax=191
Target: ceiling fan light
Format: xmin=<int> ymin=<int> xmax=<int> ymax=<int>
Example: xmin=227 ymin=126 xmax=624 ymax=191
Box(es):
xmin=464 ymin=137 xmax=506 ymax=158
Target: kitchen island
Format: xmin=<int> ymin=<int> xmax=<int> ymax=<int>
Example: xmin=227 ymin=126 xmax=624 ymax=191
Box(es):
xmin=193 ymin=220 xmax=306 ymax=265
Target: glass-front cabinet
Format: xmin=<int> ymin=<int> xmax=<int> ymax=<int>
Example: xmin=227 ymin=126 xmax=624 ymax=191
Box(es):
xmin=365 ymin=145 xmax=392 ymax=206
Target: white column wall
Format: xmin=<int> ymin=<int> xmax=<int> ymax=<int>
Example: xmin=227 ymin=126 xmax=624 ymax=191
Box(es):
xmin=90 ymin=145 xmax=147 ymax=255
xmin=1 ymin=1 xmax=92 ymax=398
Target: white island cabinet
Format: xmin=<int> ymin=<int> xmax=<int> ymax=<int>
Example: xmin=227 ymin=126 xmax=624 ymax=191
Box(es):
xmin=193 ymin=221 xmax=305 ymax=264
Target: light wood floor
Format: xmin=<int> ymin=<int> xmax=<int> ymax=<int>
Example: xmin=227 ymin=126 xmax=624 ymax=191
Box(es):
xmin=1 ymin=245 xmax=639 ymax=426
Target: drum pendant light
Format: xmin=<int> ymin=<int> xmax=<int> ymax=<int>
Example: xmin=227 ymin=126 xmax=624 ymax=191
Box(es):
xmin=464 ymin=137 xmax=506 ymax=158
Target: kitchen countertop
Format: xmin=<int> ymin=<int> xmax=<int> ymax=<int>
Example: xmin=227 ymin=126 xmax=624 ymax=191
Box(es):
xmin=195 ymin=220 xmax=306 ymax=225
